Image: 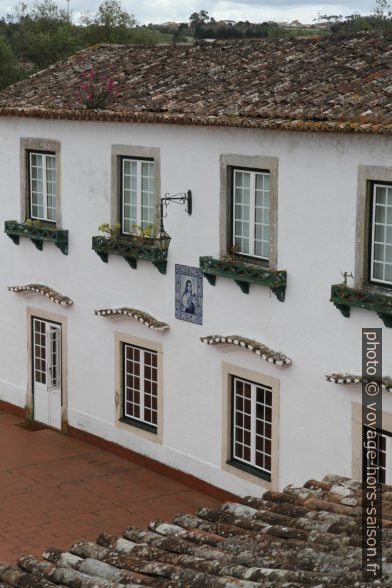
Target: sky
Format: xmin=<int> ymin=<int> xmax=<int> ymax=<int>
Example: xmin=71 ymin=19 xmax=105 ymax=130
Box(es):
xmin=0 ymin=0 xmax=379 ymax=24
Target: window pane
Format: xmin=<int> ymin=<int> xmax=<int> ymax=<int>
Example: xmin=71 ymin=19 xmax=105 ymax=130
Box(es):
xmin=373 ymin=262 xmax=384 ymax=280
xmin=376 ymin=186 xmax=386 ymax=204
xmin=374 ymin=244 xmax=384 ymax=262
xmin=30 ymin=153 xmax=44 ymax=220
xmin=233 ymin=170 xmax=251 ymax=255
xmin=375 ymin=224 xmax=385 ymax=242
xmin=385 ymin=264 xmax=392 ymax=283
xmin=375 ymin=205 xmax=386 ymax=223
xmin=122 ymin=160 xmax=138 ymax=233
xmin=141 ymin=162 xmax=155 ymax=228
xmin=254 ymin=172 xmax=270 ymax=261
xmin=372 ymin=185 xmax=392 ymax=284
xmin=46 ymin=155 xmax=56 ymax=221
xmin=33 ymin=319 xmax=46 ymax=385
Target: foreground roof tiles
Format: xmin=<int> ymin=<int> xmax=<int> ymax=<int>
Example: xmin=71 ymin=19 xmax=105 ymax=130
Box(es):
xmin=95 ymin=307 xmax=169 ymax=330
xmin=8 ymin=284 xmax=73 ymax=306
xmin=1 ymin=474 xmax=389 ymax=586
xmin=201 ymin=335 xmax=292 ymax=366
xmin=2 ymin=34 xmax=392 ymax=134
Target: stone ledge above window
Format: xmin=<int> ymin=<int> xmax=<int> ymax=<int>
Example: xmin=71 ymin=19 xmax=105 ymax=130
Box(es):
xmin=330 ymin=283 xmax=392 ymax=327
xmin=326 ymin=373 xmax=392 ymax=393
xmin=8 ymin=284 xmax=73 ymax=306
xmin=201 ymin=335 xmax=292 ymax=366
xmin=92 ymin=235 xmax=168 ymax=274
xmin=95 ymin=308 xmax=169 ymax=331
xmin=199 ymin=256 xmax=287 ymax=301
xmin=4 ymin=220 xmax=68 ymax=255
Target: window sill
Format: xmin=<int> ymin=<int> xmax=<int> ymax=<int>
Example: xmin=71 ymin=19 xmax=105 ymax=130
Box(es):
xmin=92 ymin=235 xmax=168 ymax=274
xmin=330 ymin=283 xmax=392 ymax=327
xmin=199 ymin=256 xmax=287 ymax=301
xmin=226 ymin=459 xmax=271 ymax=482
xmin=4 ymin=220 xmax=68 ymax=255
xmin=119 ymin=416 xmax=157 ymax=434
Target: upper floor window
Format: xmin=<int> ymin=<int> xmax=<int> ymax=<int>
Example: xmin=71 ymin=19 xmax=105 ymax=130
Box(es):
xmin=370 ymin=183 xmax=392 ymax=286
xmin=232 ymin=168 xmax=270 ymax=261
xmin=122 ymin=342 xmax=158 ymax=432
xmin=231 ymin=375 xmax=272 ymax=479
xmin=121 ymin=157 xmax=155 ymax=235
xmin=220 ymin=155 xmax=278 ymax=270
xmin=29 ymin=151 xmax=57 ymax=223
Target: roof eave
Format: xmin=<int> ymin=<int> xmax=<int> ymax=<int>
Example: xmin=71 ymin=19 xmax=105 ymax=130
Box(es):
xmin=0 ymin=106 xmax=389 ymax=135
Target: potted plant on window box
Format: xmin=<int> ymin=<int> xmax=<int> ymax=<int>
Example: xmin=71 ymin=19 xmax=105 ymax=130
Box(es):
xmin=4 ymin=219 xmax=69 ymax=255
xmin=92 ymin=222 xmax=170 ymax=274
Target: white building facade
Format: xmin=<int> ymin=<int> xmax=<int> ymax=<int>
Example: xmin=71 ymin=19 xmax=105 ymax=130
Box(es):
xmin=0 ymin=113 xmax=391 ymax=497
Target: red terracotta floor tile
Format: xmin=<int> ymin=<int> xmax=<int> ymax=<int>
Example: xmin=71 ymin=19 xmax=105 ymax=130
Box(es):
xmin=0 ymin=412 xmax=220 ymax=563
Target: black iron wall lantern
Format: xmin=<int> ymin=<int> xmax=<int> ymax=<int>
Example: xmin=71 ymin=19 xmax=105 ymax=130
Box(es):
xmin=156 ymin=190 xmax=192 ymax=253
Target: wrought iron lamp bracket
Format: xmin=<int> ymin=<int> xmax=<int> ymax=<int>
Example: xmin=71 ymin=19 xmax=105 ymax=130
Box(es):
xmin=158 ymin=190 xmax=192 ymax=226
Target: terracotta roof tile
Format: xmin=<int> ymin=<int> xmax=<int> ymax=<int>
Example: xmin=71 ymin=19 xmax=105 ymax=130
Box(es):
xmin=1 ymin=34 xmax=392 ymax=134
xmin=1 ymin=475 xmax=391 ymax=586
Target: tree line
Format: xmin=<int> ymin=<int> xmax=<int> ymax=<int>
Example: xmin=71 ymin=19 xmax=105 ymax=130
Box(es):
xmin=317 ymin=0 xmax=392 ymax=33
xmin=0 ymin=0 xmax=160 ymax=90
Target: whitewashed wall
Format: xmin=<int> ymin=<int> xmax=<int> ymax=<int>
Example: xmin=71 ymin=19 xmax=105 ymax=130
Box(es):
xmin=0 ymin=117 xmax=391 ymax=497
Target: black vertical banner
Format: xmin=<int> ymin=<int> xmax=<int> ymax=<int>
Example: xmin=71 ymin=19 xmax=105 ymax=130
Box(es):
xmin=362 ymin=328 xmax=382 ymax=579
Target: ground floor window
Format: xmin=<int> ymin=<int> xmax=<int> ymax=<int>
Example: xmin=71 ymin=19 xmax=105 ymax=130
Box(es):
xmin=230 ymin=375 xmax=272 ymax=480
xmin=364 ymin=427 xmax=392 ymax=484
xmin=122 ymin=343 xmax=158 ymax=432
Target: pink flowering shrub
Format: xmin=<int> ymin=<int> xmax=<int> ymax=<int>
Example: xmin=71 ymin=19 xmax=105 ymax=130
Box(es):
xmin=78 ymin=70 xmax=115 ymax=110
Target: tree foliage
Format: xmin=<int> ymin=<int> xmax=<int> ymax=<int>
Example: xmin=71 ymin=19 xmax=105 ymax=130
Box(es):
xmin=0 ymin=0 xmax=159 ymax=73
xmin=0 ymin=34 xmax=21 ymax=89
xmin=80 ymin=0 xmax=147 ymax=44
xmin=322 ymin=0 xmax=392 ymax=33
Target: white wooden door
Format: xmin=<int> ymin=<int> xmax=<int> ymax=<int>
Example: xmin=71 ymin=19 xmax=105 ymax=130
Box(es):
xmin=33 ymin=318 xmax=62 ymax=430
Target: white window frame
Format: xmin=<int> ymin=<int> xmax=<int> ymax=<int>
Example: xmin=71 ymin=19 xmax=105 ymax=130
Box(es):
xmin=370 ymin=182 xmax=392 ymax=286
xmin=232 ymin=168 xmax=270 ymax=261
xmin=121 ymin=157 xmax=155 ymax=235
xmin=232 ymin=375 xmax=272 ymax=476
xmin=29 ymin=151 xmax=57 ymax=222
xmin=123 ymin=342 xmax=158 ymax=430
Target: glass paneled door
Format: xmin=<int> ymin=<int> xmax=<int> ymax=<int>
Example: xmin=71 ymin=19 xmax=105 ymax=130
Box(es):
xmin=32 ymin=318 xmax=62 ymax=429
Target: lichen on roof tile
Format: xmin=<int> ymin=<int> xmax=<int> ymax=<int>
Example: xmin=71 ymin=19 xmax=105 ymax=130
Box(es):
xmin=1 ymin=475 xmax=391 ymax=586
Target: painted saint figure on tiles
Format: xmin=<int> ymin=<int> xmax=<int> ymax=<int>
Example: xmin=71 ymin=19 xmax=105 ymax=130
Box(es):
xmin=181 ymin=279 xmax=196 ymax=314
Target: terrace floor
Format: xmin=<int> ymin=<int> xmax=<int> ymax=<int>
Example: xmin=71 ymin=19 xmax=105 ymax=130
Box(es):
xmin=0 ymin=410 xmax=220 ymax=563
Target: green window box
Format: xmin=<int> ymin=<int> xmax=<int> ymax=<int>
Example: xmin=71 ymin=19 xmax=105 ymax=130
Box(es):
xmin=5 ymin=221 xmax=68 ymax=255
xmin=92 ymin=235 xmax=168 ymax=274
xmin=199 ymin=256 xmax=287 ymax=301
